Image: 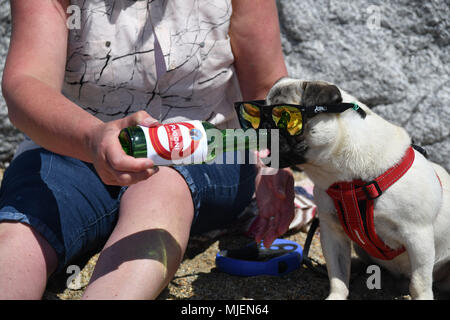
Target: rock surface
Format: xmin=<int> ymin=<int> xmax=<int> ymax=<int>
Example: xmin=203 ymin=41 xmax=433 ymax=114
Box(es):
xmin=0 ymin=0 xmax=449 ymax=169
xmin=277 ymin=0 xmax=449 ymax=170
xmin=0 ymin=1 xmax=23 ymax=168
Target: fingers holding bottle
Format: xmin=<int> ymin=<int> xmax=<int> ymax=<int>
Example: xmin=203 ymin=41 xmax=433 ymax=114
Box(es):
xmin=88 ymin=111 xmax=160 ymax=186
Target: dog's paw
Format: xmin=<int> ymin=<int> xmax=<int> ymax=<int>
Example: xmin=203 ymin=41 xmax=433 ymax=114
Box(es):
xmin=325 ymin=293 xmax=348 ymax=300
xmin=325 ymin=280 xmax=349 ymax=300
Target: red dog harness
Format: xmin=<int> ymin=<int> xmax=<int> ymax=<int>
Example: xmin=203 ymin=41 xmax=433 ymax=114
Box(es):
xmin=326 ymin=147 xmax=416 ymax=260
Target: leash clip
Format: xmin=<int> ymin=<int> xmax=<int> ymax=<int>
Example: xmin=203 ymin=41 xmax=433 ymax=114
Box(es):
xmin=361 ymin=180 xmax=383 ymax=200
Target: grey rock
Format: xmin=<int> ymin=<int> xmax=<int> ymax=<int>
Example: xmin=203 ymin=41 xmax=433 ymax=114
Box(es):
xmin=0 ymin=0 xmax=448 ymax=170
xmin=0 ymin=1 xmax=22 ymax=168
xmin=278 ymin=0 xmax=449 ymax=170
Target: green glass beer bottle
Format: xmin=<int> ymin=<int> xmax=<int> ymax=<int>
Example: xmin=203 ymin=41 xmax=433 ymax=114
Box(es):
xmin=118 ymin=120 xmax=264 ymax=165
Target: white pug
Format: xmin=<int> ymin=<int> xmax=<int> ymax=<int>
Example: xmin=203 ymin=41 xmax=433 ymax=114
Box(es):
xmin=265 ymin=77 xmax=450 ymax=300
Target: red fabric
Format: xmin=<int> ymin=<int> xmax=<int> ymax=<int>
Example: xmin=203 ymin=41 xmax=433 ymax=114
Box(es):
xmin=326 ymin=147 xmax=415 ymax=260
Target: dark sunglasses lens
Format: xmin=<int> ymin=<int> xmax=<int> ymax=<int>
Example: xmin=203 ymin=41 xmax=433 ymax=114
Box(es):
xmin=272 ymin=106 xmax=303 ymax=135
xmin=238 ymin=103 xmax=261 ymax=129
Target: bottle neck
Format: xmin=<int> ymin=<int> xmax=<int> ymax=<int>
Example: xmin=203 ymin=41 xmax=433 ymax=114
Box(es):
xmin=203 ymin=121 xmax=268 ymax=162
xmin=220 ymin=129 xmax=265 ymax=153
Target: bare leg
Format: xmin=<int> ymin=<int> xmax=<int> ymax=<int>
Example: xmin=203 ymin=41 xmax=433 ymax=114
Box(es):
xmin=82 ymin=167 xmax=194 ymax=299
xmin=404 ymin=226 xmax=435 ymax=300
xmin=0 ymin=222 xmax=58 ymax=299
xmin=320 ymin=219 xmax=352 ymax=300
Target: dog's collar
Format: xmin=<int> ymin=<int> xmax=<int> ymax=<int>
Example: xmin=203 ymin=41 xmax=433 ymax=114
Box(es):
xmin=326 ymin=146 xmax=415 ymax=260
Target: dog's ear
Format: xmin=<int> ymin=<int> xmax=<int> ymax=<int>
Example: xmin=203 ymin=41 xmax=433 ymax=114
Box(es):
xmin=301 ymin=81 xmax=343 ymax=107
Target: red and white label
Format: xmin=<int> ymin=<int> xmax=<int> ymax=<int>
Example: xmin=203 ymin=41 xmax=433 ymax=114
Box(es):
xmin=139 ymin=120 xmax=208 ymax=165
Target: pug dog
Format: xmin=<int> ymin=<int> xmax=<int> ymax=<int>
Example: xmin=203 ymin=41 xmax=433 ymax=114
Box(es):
xmin=265 ymin=77 xmax=450 ymax=300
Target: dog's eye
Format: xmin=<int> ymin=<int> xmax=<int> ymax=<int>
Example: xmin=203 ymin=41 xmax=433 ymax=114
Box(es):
xmin=272 ymin=106 xmax=303 ymax=135
xmin=241 ymin=104 xmax=261 ymax=129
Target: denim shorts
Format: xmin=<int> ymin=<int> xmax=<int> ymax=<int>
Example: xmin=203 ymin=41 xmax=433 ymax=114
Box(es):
xmin=0 ymin=148 xmax=256 ymax=272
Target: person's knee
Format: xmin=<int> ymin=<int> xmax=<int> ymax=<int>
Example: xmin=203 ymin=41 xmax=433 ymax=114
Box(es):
xmin=111 ymin=167 xmax=195 ymax=273
xmin=148 ymin=166 xmax=193 ymax=197
xmin=0 ymin=222 xmax=58 ymax=276
xmin=122 ymin=166 xmax=195 ymax=222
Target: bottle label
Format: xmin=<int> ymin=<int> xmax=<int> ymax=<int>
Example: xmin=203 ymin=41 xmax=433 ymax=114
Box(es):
xmin=139 ymin=120 xmax=208 ymax=165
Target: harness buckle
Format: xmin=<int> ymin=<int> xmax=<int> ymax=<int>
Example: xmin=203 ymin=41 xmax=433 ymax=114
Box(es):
xmin=362 ymin=180 xmax=383 ymax=200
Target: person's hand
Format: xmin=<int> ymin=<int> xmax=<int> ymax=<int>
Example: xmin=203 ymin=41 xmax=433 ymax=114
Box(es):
xmin=253 ymin=168 xmax=295 ymax=248
xmin=88 ymin=111 xmax=160 ymax=186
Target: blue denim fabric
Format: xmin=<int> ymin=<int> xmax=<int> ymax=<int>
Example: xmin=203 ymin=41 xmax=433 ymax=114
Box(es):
xmin=0 ymin=148 xmax=256 ymax=272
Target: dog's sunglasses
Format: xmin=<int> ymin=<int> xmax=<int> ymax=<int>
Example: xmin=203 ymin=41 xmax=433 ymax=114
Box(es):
xmin=234 ymin=100 xmax=366 ymax=136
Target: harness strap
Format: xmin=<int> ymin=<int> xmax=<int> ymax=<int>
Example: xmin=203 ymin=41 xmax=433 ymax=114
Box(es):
xmin=326 ymin=147 xmax=415 ymax=260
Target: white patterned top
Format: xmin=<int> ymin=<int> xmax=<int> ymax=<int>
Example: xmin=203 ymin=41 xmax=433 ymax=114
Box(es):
xmin=63 ymin=0 xmax=242 ymax=128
